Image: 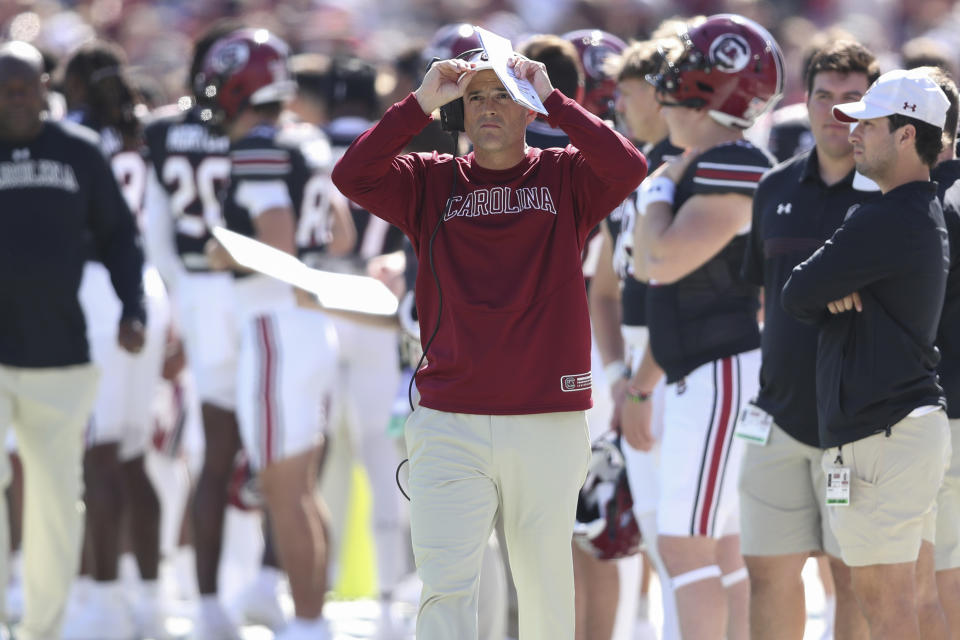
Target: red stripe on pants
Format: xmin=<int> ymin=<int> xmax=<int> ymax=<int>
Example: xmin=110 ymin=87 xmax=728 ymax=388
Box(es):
xmin=258 ymin=317 xmax=275 ymax=465
xmin=698 ymin=357 xmax=734 ymax=536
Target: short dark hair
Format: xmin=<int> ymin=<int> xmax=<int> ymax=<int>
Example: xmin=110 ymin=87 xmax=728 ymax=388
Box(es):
xmin=804 ymin=40 xmax=880 ymax=96
xmin=326 ymin=55 xmax=379 ymax=118
xmin=916 ymin=65 xmax=959 ymax=149
xmin=290 ymin=53 xmax=331 ymax=105
xmin=62 ymin=40 xmax=141 ymax=141
xmin=518 ymin=35 xmax=583 ymax=101
xmin=902 ymin=37 xmax=957 ymax=78
xmin=887 ymin=113 xmax=943 ymax=167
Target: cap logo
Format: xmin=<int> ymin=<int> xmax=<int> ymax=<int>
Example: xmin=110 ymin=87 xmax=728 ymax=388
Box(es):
xmin=709 ymin=34 xmax=750 ymax=73
xmin=903 ymin=102 xmax=916 ymax=112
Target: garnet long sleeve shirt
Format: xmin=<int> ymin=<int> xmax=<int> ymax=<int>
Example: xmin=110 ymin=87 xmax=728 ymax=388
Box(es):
xmin=332 ymin=90 xmax=646 ymax=414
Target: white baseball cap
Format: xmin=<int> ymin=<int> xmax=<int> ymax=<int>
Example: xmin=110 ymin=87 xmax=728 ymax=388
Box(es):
xmin=833 ymin=68 xmax=950 ymax=129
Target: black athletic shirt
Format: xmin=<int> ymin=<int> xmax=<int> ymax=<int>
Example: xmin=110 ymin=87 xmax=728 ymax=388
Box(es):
xmin=647 ymin=140 xmax=773 ymax=382
xmin=933 ymin=160 xmax=960 ymax=418
xmin=144 ymin=106 xmax=231 ymax=271
xmin=782 ymin=181 xmax=948 ymax=448
xmin=742 ymin=149 xmax=879 ymax=446
xmin=0 ymin=121 xmax=145 ymax=367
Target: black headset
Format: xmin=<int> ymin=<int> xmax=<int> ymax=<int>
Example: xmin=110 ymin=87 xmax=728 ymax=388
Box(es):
xmin=434 ymin=48 xmax=487 ymax=132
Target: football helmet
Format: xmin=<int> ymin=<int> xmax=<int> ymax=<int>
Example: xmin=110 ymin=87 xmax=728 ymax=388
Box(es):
xmin=562 ymin=29 xmax=627 ymax=120
xmin=195 ymin=28 xmax=296 ymax=124
xmin=573 ymin=432 xmax=641 ymax=560
xmin=646 ymin=14 xmax=784 ymax=129
xmin=422 ymin=23 xmax=483 ymax=66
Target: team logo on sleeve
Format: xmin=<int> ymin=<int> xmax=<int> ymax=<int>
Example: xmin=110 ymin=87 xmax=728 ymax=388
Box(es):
xmin=709 ymin=34 xmax=750 ymax=73
xmin=561 ymin=372 xmax=592 ymax=392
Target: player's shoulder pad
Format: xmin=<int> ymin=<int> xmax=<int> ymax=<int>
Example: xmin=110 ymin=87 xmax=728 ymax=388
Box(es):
xmin=687 ymin=140 xmax=774 ymax=193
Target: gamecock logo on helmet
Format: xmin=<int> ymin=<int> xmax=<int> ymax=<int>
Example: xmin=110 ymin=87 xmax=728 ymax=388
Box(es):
xmin=709 ymin=34 xmax=750 ymax=73
xmin=211 ymin=42 xmax=249 ymax=74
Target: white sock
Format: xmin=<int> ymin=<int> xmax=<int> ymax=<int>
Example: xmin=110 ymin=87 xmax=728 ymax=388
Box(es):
xmin=9 ymin=551 xmax=22 ymax=583
xmin=256 ymin=565 xmax=282 ymax=594
xmin=200 ymin=594 xmax=226 ymax=621
xmin=90 ymin=579 xmax=122 ymax=599
xmin=290 ymin=615 xmax=328 ymax=631
xmin=141 ymin=579 xmax=160 ymax=603
xmin=174 ymin=547 xmax=199 ymax=599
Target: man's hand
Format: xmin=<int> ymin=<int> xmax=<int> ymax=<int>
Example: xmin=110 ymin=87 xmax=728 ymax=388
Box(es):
xmin=414 ymin=58 xmax=478 ymax=115
xmin=621 ymin=392 xmax=655 ymax=451
xmin=827 ymin=291 xmax=862 ymax=314
xmin=508 ymin=56 xmax=554 ymax=101
xmin=118 ymin=318 xmax=146 ymax=354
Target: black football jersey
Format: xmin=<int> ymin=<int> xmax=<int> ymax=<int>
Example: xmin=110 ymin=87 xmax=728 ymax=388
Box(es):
xmin=647 ymin=140 xmax=774 ymax=382
xmin=68 ymin=108 xmax=149 ymax=239
xmin=222 ymin=122 xmax=335 ymax=269
xmin=144 ymin=106 xmax=231 ymax=271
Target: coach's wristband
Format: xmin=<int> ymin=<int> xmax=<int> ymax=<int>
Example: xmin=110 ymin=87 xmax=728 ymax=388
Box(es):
xmin=626 ymin=386 xmax=652 ymax=403
xmin=638 ymin=176 xmax=676 ymax=215
xmin=603 ymin=359 xmax=628 ymax=383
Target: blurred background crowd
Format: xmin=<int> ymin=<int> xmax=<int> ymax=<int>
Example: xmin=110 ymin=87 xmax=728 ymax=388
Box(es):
xmin=4 ymin=0 xmax=960 ymax=119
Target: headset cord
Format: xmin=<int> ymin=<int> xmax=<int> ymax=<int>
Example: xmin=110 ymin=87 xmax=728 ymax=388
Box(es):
xmin=396 ymin=130 xmax=460 ymax=502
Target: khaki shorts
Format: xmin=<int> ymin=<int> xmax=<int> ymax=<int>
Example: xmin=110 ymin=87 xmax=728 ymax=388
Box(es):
xmin=739 ymin=421 xmax=841 ymax=557
xmin=935 ymin=418 xmax=960 ymax=570
xmin=821 ymin=410 xmax=950 ymax=567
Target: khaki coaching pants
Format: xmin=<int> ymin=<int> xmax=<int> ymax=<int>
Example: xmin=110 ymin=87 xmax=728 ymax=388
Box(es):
xmin=0 ymin=363 xmax=99 ymax=640
xmin=405 ymin=406 xmax=591 ymax=640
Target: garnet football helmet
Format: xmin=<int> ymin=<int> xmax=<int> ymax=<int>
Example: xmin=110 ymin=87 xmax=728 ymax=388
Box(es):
xmin=573 ymin=432 xmax=642 ymax=560
xmin=646 ymin=14 xmax=784 ymax=129
xmin=195 ymin=28 xmax=296 ymax=124
xmin=562 ymin=29 xmax=627 ymax=120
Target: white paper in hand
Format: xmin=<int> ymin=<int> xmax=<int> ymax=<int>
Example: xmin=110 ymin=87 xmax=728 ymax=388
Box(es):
xmin=211 ymin=226 xmax=399 ymax=317
xmin=474 ymin=26 xmax=548 ymax=116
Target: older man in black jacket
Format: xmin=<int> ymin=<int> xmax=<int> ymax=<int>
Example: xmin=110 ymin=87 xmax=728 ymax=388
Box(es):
xmin=0 ymin=42 xmax=145 ymax=640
